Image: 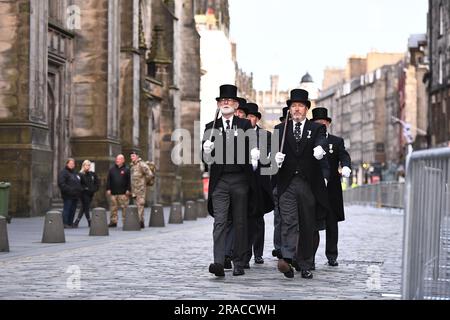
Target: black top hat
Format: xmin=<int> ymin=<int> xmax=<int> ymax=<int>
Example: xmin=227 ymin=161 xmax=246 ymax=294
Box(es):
xmin=245 ymin=103 xmax=262 ymax=119
xmin=216 ymin=84 xmax=239 ymax=101
xmin=237 ymin=97 xmax=248 ymax=115
xmin=279 ymin=106 xmax=289 ymax=122
xmin=311 ymin=107 xmax=332 ymax=123
xmin=286 ymin=89 xmax=311 ymax=108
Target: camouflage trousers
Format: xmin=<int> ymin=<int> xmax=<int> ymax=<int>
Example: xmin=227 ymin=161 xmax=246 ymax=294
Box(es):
xmin=133 ymin=192 xmax=146 ymax=223
xmin=110 ymin=194 xmax=129 ymax=224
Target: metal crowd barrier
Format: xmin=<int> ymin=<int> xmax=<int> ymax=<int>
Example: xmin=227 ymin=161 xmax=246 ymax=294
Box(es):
xmin=402 ymin=148 xmax=450 ymax=300
xmin=343 ymin=182 xmax=404 ymax=209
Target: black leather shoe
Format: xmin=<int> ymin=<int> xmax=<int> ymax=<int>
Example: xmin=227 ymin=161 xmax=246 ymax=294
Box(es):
xmin=140 ymin=221 xmax=145 ymax=229
xmin=272 ymin=249 xmax=282 ymax=259
xmin=310 ymin=263 xmax=316 ymax=271
xmin=108 ymin=222 xmax=117 ymax=228
xmin=278 ymin=259 xmax=294 ymax=279
xmin=255 ymin=257 xmax=264 ymax=264
xmin=301 ymin=270 xmax=313 ymax=279
xmin=224 ymin=256 xmax=232 ymax=270
xmin=209 ymin=263 xmax=225 ymax=277
xmin=72 ymin=219 xmax=80 ymax=228
xmin=292 ymin=260 xmax=301 ymax=272
xmin=233 ymin=267 xmax=245 ymax=276
xmin=328 ymin=259 xmax=339 ymax=267
xmin=244 ymin=263 xmax=250 ymax=269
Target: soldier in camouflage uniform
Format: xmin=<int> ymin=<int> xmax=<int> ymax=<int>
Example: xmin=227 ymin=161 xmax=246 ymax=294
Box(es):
xmin=130 ymin=151 xmax=153 ymax=228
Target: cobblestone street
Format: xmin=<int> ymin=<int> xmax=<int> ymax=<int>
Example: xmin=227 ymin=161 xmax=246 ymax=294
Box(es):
xmin=0 ymin=205 xmax=403 ymax=300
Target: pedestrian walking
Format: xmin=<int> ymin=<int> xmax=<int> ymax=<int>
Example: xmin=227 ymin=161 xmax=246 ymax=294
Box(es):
xmin=245 ymin=103 xmax=274 ymax=266
xmin=73 ymin=160 xmax=99 ymax=228
xmin=272 ymin=106 xmax=289 ymax=260
xmin=311 ymin=107 xmax=352 ymax=267
xmin=274 ymin=89 xmax=331 ymax=279
xmin=202 ymin=84 xmax=254 ymax=277
xmin=130 ymin=151 xmax=153 ymax=228
xmin=106 ymin=154 xmax=131 ymax=228
xmin=58 ymin=158 xmax=83 ymax=228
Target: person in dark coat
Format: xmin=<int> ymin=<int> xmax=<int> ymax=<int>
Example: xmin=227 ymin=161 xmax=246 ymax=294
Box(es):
xmin=274 ymin=89 xmax=331 ymax=279
xmin=202 ymin=84 xmax=254 ymax=277
xmin=73 ymin=160 xmax=99 ymax=228
xmin=222 ymin=96 xmax=250 ymax=270
xmin=311 ymin=107 xmax=352 ymax=267
xmin=244 ymin=103 xmax=274 ymax=266
xmin=58 ymin=158 xmax=83 ymax=228
xmin=271 ymin=106 xmax=289 ymax=260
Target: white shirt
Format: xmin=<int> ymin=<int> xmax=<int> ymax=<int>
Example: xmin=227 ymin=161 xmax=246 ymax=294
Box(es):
xmin=222 ymin=115 xmax=234 ymax=130
xmin=292 ymin=118 xmax=306 ymax=137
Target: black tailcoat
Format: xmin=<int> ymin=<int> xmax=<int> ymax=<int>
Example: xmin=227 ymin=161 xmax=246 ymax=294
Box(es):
xmin=203 ymin=116 xmax=255 ymax=216
xmin=274 ymin=119 xmax=331 ymax=224
xmin=325 ymin=134 xmax=351 ymax=222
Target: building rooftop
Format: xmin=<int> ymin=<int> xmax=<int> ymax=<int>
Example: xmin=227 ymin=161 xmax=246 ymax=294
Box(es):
xmin=301 ymin=72 xmax=314 ymax=83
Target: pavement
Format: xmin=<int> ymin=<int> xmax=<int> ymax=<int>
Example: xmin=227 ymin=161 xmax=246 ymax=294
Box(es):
xmin=0 ymin=205 xmax=404 ymax=300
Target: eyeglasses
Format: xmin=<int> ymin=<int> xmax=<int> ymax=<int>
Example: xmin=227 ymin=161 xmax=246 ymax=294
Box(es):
xmin=219 ymin=99 xmax=237 ymax=103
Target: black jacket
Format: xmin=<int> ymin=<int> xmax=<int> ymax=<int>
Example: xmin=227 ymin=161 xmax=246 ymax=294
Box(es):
xmin=58 ymin=167 xmax=83 ymax=200
xmin=274 ymin=119 xmax=331 ymax=225
xmin=325 ymin=134 xmax=351 ymax=222
xmin=106 ymin=165 xmax=131 ymax=195
xmin=249 ymin=126 xmax=274 ymax=217
xmin=79 ymin=171 xmax=100 ymax=196
xmin=202 ymin=116 xmax=255 ymax=216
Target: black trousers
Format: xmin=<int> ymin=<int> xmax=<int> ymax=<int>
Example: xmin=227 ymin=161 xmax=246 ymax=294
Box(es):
xmin=246 ymin=215 xmax=265 ymax=263
xmin=279 ymin=175 xmax=315 ymax=271
xmin=313 ymin=210 xmax=339 ymax=261
xmin=212 ymin=173 xmax=249 ymax=268
xmin=76 ymin=192 xmax=93 ymax=222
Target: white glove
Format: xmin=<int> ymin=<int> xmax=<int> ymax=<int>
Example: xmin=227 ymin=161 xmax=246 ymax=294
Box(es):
xmin=342 ymin=166 xmax=352 ymax=178
xmin=251 ymin=148 xmax=261 ymax=161
xmin=203 ymin=140 xmax=214 ymax=154
xmin=275 ymin=152 xmax=286 ymax=168
xmin=252 ymin=160 xmax=258 ymax=171
xmin=313 ymin=146 xmax=326 ymax=160
xmin=324 ymin=178 xmax=328 ymax=187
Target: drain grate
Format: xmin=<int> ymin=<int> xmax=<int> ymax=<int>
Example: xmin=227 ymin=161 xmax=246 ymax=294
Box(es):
xmin=338 ymin=260 xmax=384 ymax=266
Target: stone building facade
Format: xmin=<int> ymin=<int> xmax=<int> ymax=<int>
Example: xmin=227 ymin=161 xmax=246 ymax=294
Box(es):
xmin=427 ymin=1 xmax=450 ymax=147
xmin=317 ymin=46 xmax=428 ymax=184
xmin=0 ymin=0 xmax=203 ymax=217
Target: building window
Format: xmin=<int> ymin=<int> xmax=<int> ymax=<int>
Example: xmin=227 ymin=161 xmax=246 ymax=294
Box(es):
xmin=439 ymin=53 xmax=444 ymax=85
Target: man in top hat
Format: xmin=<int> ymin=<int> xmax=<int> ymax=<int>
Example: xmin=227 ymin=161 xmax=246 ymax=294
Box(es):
xmin=202 ymin=84 xmax=254 ymax=277
xmin=274 ymin=89 xmax=331 ymax=279
xmin=271 ymin=105 xmax=290 ymax=260
xmin=311 ymin=107 xmax=351 ymax=267
xmin=222 ymin=96 xmax=248 ymax=270
xmin=235 ymin=97 xmax=248 ymax=119
xmin=244 ymin=103 xmax=274 ymax=266
xmin=279 ymin=106 xmax=289 ymax=123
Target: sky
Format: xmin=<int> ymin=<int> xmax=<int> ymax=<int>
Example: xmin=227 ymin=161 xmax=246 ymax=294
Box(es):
xmin=228 ymin=0 xmax=428 ymax=91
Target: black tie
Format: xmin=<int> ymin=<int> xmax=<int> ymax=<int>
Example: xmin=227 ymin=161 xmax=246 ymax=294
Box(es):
xmin=226 ymin=120 xmax=231 ymax=130
xmin=294 ymin=122 xmax=302 ymax=143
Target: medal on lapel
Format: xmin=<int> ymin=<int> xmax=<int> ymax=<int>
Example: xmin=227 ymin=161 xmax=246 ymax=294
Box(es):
xmin=219 ymin=127 xmax=223 ymax=136
xmin=234 ymin=125 xmax=238 ymax=137
xmin=329 ymin=144 xmax=334 ymax=154
xmin=307 ymin=130 xmax=312 ymax=139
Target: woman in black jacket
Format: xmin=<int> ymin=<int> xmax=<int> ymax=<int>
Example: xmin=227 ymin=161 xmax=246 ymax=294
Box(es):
xmin=58 ymin=158 xmax=83 ymax=228
xmin=73 ymin=160 xmax=99 ymax=228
